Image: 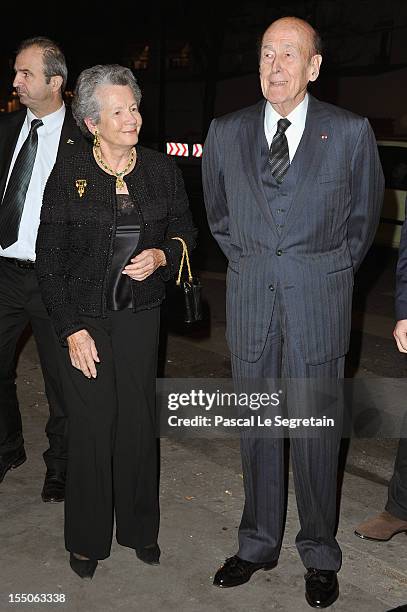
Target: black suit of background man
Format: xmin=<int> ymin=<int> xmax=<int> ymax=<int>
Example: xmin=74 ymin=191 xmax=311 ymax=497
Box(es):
xmin=355 ymin=198 xmax=407 ymax=542
xmin=0 ymin=37 xmax=85 ymax=501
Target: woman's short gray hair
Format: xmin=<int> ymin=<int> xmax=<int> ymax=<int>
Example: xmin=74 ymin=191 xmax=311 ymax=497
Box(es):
xmin=72 ymin=64 xmax=142 ymax=138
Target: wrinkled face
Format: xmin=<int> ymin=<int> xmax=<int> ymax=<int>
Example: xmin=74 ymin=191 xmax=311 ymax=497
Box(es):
xmin=88 ymin=84 xmax=142 ymax=149
xmin=13 ymin=46 xmax=56 ymax=114
xmin=259 ymin=18 xmax=322 ymax=116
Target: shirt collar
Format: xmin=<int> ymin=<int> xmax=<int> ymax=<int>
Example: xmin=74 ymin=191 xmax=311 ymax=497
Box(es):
xmin=265 ymin=93 xmax=309 ymax=137
xmin=26 ymin=103 xmax=66 ymax=135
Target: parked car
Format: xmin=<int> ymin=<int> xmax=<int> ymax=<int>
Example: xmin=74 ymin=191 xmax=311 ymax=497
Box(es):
xmin=375 ymin=139 xmax=407 ymax=248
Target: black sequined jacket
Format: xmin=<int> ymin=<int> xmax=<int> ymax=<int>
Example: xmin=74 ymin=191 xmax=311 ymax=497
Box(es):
xmin=36 ymin=145 xmax=197 ymax=343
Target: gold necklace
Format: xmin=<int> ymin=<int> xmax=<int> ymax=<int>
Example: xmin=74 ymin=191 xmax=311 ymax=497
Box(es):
xmin=93 ymin=146 xmax=135 ymax=189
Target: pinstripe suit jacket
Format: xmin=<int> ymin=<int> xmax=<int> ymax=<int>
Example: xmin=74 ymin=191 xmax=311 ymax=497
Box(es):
xmin=202 ymin=95 xmax=384 ymax=364
xmin=395 ymin=196 xmax=407 ymax=321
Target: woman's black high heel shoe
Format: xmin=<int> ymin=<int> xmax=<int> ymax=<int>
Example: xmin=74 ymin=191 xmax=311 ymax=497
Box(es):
xmin=69 ymin=553 xmax=98 ymax=579
xmin=135 ymin=543 xmax=160 ymax=565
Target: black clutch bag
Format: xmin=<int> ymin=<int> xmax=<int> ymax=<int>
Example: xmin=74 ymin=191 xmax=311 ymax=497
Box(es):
xmin=171 ymin=237 xmax=203 ymax=323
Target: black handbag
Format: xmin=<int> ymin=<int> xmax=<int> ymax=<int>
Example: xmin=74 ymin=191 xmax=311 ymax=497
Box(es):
xmin=171 ymin=237 xmax=203 ymax=323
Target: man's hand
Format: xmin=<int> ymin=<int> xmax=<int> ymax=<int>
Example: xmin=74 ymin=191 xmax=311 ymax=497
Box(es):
xmin=67 ymin=329 xmax=100 ymax=378
xmin=393 ymin=319 xmax=407 ymax=353
xmin=122 ymin=248 xmax=166 ymax=281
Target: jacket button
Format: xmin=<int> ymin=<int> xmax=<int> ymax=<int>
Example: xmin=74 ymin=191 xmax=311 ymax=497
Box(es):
xmin=276 ymin=249 xmax=283 ymax=256
xmin=269 ymin=284 xmax=275 ymax=291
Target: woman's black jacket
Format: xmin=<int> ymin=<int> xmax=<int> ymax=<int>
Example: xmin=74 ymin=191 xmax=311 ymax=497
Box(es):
xmin=36 ymin=145 xmax=197 ymax=344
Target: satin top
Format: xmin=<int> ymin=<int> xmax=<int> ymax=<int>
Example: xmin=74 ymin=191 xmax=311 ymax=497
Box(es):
xmin=107 ymin=193 xmax=141 ymax=310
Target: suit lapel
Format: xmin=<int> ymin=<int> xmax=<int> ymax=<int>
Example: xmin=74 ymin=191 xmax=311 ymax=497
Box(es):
xmin=0 ymin=110 xmax=26 ymax=200
xmin=240 ymin=100 xmax=280 ymax=238
xmin=278 ymin=95 xmax=332 ymax=240
xmin=56 ymin=108 xmax=84 ymax=160
xmin=0 ymin=107 xmax=84 ymax=203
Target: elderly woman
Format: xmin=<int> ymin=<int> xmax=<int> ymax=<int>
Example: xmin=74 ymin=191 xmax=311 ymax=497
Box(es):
xmin=36 ymin=64 xmax=196 ymax=578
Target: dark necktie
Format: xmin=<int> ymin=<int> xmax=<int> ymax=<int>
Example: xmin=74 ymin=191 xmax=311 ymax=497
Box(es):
xmin=0 ymin=118 xmax=43 ymax=249
xmin=268 ymin=118 xmax=291 ymax=183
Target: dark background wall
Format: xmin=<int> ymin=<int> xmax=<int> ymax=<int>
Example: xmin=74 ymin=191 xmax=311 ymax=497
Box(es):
xmin=1 ymin=0 xmax=405 ymax=269
xmin=1 ymin=0 xmax=406 ymax=143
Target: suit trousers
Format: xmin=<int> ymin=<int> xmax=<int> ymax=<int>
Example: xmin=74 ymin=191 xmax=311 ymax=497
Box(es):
xmin=58 ymin=307 xmax=160 ymax=560
xmin=0 ymin=257 xmax=67 ymax=472
xmin=232 ymin=293 xmax=344 ymax=571
xmin=386 ymin=433 xmax=407 ymax=520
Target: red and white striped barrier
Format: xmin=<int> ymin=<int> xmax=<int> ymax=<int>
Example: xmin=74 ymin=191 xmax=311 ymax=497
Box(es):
xmin=166 ymin=142 xmax=189 ymax=156
xmin=166 ymin=143 xmax=203 ymax=158
xmin=192 ymin=143 xmax=203 ymax=157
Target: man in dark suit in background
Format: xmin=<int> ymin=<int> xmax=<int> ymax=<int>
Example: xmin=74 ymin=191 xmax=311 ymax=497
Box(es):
xmin=0 ymin=37 xmax=84 ymax=502
xmin=355 ymin=198 xmax=407 ymax=543
xmin=203 ymin=17 xmax=384 ymax=608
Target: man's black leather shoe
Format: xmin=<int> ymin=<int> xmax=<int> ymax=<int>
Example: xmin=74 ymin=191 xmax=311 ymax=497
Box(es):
xmin=213 ymin=555 xmax=277 ymax=588
xmin=41 ymin=471 xmax=65 ymax=503
xmin=0 ymin=447 xmax=26 ymax=483
xmin=305 ymin=568 xmax=339 ymax=608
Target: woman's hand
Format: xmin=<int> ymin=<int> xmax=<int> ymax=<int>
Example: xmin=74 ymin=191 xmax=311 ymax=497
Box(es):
xmin=67 ymin=329 xmax=100 ymax=378
xmin=122 ymin=248 xmax=166 ymax=281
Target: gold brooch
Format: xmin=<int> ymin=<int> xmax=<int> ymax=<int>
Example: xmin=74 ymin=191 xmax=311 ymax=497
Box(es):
xmin=75 ymin=179 xmax=87 ymax=198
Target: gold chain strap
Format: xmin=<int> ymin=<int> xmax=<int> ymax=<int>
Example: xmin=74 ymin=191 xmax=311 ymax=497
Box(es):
xmin=171 ymin=237 xmax=193 ymax=284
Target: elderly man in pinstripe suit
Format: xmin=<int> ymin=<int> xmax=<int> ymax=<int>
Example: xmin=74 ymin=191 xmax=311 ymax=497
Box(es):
xmin=203 ymin=16 xmax=384 ymax=608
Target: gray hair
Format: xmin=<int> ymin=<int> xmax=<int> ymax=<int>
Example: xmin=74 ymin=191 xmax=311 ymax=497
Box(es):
xmin=17 ymin=37 xmax=67 ymax=91
xmin=72 ymin=64 xmax=142 ymax=138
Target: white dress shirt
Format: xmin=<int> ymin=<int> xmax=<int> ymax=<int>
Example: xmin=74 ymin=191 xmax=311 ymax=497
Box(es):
xmin=0 ymin=104 xmax=66 ymax=261
xmin=264 ymin=93 xmax=309 ymax=162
